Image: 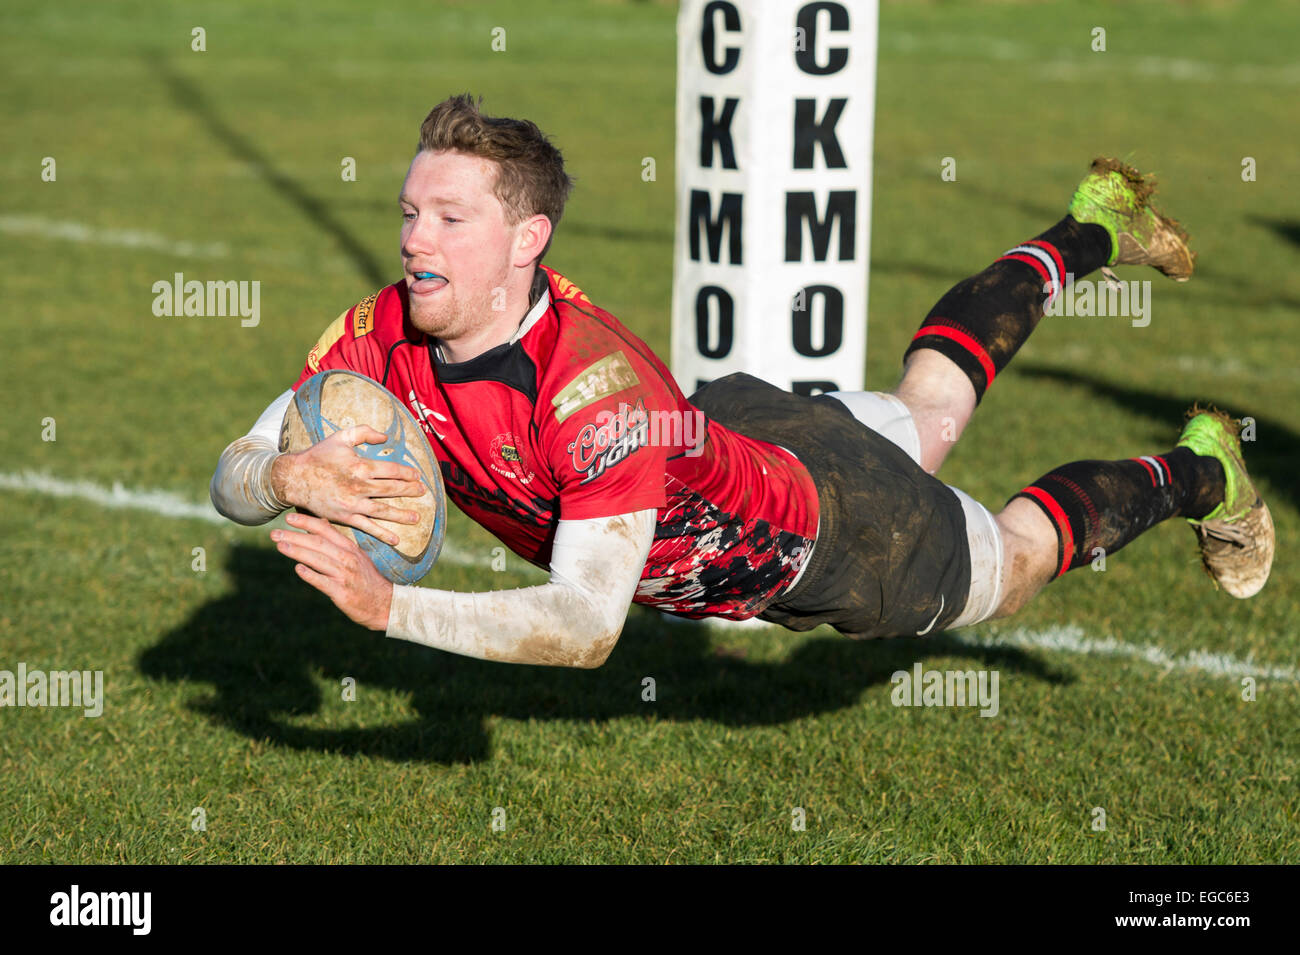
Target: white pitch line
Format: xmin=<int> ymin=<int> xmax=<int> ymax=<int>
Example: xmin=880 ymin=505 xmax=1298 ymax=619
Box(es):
xmin=884 ymin=33 xmax=1300 ymax=86
xmin=954 ymin=625 xmax=1299 ymax=683
xmin=697 ymin=618 xmax=1298 ymax=684
xmin=0 ymin=470 xmax=497 ymax=570
xmin=2 ymin=470 xmax=1293 ymax=681
xmin=0 ymin=469 xmax=224 ymax=523
xmin=0 ymin=212 xmax=357 ymax=273
xmin=0 ymin=214 xmax=229 ymax=259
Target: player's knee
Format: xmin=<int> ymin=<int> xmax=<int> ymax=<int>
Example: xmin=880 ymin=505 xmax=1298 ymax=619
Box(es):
xmin=893 ymin=353 xmax=977 ymax=473
xmin=990 ymin=543 xmax=1034 ymax=618
xmin=990 ymin=510 xmax=1057 ymax=618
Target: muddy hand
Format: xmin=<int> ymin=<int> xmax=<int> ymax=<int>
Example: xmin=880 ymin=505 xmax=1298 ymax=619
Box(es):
xmin=271 ymin=425 xmax=424 ymax=545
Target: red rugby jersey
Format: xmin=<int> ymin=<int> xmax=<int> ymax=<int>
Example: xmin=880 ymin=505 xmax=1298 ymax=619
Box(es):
xmin=293 ymin=265 xmax=819 ymax=619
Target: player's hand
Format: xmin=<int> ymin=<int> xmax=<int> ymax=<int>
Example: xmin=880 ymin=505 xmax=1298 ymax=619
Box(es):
xmin=272 ymin=425 xmax=425 ymax=546
xmin=271 ymin=512 xmax=394 ymax=630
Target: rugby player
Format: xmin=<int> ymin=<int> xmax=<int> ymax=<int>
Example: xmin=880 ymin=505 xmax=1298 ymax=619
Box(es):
xmin=211 ymin=95 xmax=1274 ymax=668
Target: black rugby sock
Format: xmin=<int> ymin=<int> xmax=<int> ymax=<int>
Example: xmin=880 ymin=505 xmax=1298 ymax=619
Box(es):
xmin=904 ymin=216 xmax=1111 ymax=403
xmin=1011 ymin=447 xmax=1225 ymax=577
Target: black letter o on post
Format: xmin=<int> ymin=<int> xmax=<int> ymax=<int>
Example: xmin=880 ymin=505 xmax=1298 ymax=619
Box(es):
xmin=696 ymin=285 xmax=734 ymax=358
xmin=792 ymin=285 xmax=843 ymax=357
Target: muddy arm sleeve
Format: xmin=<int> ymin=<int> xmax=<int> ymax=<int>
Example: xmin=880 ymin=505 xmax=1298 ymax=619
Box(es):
xmin=384 ymin=509 xmax=657 ymax=668
xmin=209 ymin=389 xmax=294 ymax=525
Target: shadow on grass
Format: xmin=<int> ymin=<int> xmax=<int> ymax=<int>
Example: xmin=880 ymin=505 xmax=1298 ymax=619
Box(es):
xmin=139 ymin=544 xmax=1070 ymax=765
xmin=145 ymin=52 xmax=388 ymax=287
xmin=1017 ymin=364 xmax=1300 ymax=513
xmin=1248 ymin=216 xmax=1300 ymax=251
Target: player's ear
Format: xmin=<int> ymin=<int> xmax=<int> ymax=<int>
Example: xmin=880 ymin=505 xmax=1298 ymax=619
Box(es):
xmin=513 ymin=214 xmax=552 ymax=269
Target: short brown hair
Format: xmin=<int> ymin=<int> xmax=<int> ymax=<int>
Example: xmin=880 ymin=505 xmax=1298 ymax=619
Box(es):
xmin=418 ymin=94 xmax=574 ymax=261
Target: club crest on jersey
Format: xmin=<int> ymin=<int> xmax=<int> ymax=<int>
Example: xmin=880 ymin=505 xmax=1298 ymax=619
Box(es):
xmin=568 ymin=399 xmax=650 ymax=485
xmin=489 ymin=432 xmax=536 ymax=485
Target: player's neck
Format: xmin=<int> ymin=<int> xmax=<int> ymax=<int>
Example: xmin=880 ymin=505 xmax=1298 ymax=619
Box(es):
xmin=436 ymin=270 xmax=542 ymax=364
xmin=437 ymin=317 xmax=522 ymax=364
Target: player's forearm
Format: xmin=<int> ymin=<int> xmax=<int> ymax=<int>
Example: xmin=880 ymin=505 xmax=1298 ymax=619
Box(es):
xmin=210 ymin=435 xmax=290 ymax=525
xmin=210 ymin=388 xmax=295 ymax=525
xmin=385 ymin=580 xmax=627 ymax=668
xmin=385 ymin=509 xmax=658 ymax=668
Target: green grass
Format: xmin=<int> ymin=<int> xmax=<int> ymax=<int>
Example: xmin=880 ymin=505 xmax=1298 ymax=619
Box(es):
xmin=1 ymin=0 xmax=1296 ymax=863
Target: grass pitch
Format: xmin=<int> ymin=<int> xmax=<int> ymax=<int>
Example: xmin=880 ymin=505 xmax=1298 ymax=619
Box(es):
xmin=1 ymin=0 xmax=1297 ymax=863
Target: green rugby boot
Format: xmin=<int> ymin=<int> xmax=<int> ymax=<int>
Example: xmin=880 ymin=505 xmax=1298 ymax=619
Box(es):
xmin=1176 ymin=407 xmax=1274 ymax=598
xmin=1068 ymin=157 xmax=1196 ymax=281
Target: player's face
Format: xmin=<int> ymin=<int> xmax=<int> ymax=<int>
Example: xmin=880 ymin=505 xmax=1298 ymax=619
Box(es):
xmin=399 ymin=149 xmax=522 ymax=340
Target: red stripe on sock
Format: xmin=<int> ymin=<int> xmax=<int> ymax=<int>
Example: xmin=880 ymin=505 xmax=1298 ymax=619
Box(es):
xmin=1020 ymin=485 xmax=1074 ymax=577
xmin=1152 ymin=455 xmax=1172 ymax=485
xmin=1131 ymin=457 xmax=1158 ymax=487
xmin=1000 ymin=252 xmax=1053 ymax=290
xmin=1027 ymin=239 xmax=1066 ymax=286
xmin=912 ymin=324 xmax=997 ymax=387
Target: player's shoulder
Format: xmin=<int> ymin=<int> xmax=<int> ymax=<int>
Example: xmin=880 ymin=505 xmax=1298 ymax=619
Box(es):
xmin=535 ymin=265 xmax=681 ymax=422
xmin=542 ymin=265 xmax=652 ymax=352
xmin=541 ymin=264 xmax=626 ymax=338
xmin=304 ymin=282 xmax=409 ymax=373
xmin=543 ymin=265 xmax=597 ymax=312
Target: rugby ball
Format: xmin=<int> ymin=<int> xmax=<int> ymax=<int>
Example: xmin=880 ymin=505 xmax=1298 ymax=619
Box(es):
xmin=279 ymin=370 xmax=446 ymax=585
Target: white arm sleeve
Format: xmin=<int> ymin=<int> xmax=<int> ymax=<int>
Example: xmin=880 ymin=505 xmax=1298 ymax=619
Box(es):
xmin=385 ymin=508 xmax=657 ymax=668
xmin=209 ymin=388 xmax=294 ymax=525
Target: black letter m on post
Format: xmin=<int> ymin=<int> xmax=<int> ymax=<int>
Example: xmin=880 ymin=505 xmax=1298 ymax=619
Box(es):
xmin=785 ymin=191 xmax=855 ymax=262
xmin=689 ymin=190 xmax=744 ymax=264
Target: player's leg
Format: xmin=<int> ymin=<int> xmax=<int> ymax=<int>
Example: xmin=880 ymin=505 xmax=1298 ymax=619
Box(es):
xmin=983 ymin=408 xmax=1274 ymax=622
xmin=889 ymin=158 xmax=1195 ymax=475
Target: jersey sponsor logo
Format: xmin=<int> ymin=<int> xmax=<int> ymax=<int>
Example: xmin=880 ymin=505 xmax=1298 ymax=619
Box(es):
xmin=567 ymin=398 xmax=651 ymax=485
xmin=407 ymin=389 xmax=448 ymax=440
xmin=489 ymin=432 xmax=536 ymax=485
xmin=352 ymin=291 xmax=379 ymax=338
xmin=552 ymin=350 xmax=640 ymax=423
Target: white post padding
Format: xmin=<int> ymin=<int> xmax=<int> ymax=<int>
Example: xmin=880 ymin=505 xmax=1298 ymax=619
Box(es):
xmin=672 ymin=0 xmax=879 ymax=396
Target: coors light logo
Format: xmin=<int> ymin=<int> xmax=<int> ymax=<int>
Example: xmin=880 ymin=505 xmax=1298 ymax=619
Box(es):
xmin=568 ymin=399 xmax=651 ymax=485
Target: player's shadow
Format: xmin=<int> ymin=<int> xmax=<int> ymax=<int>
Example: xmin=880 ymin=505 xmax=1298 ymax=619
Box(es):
xmin=138 ymin=544 xmax=1068 ymax=765
xmin=1017 ymin=365 xmax=1300 ymax=513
